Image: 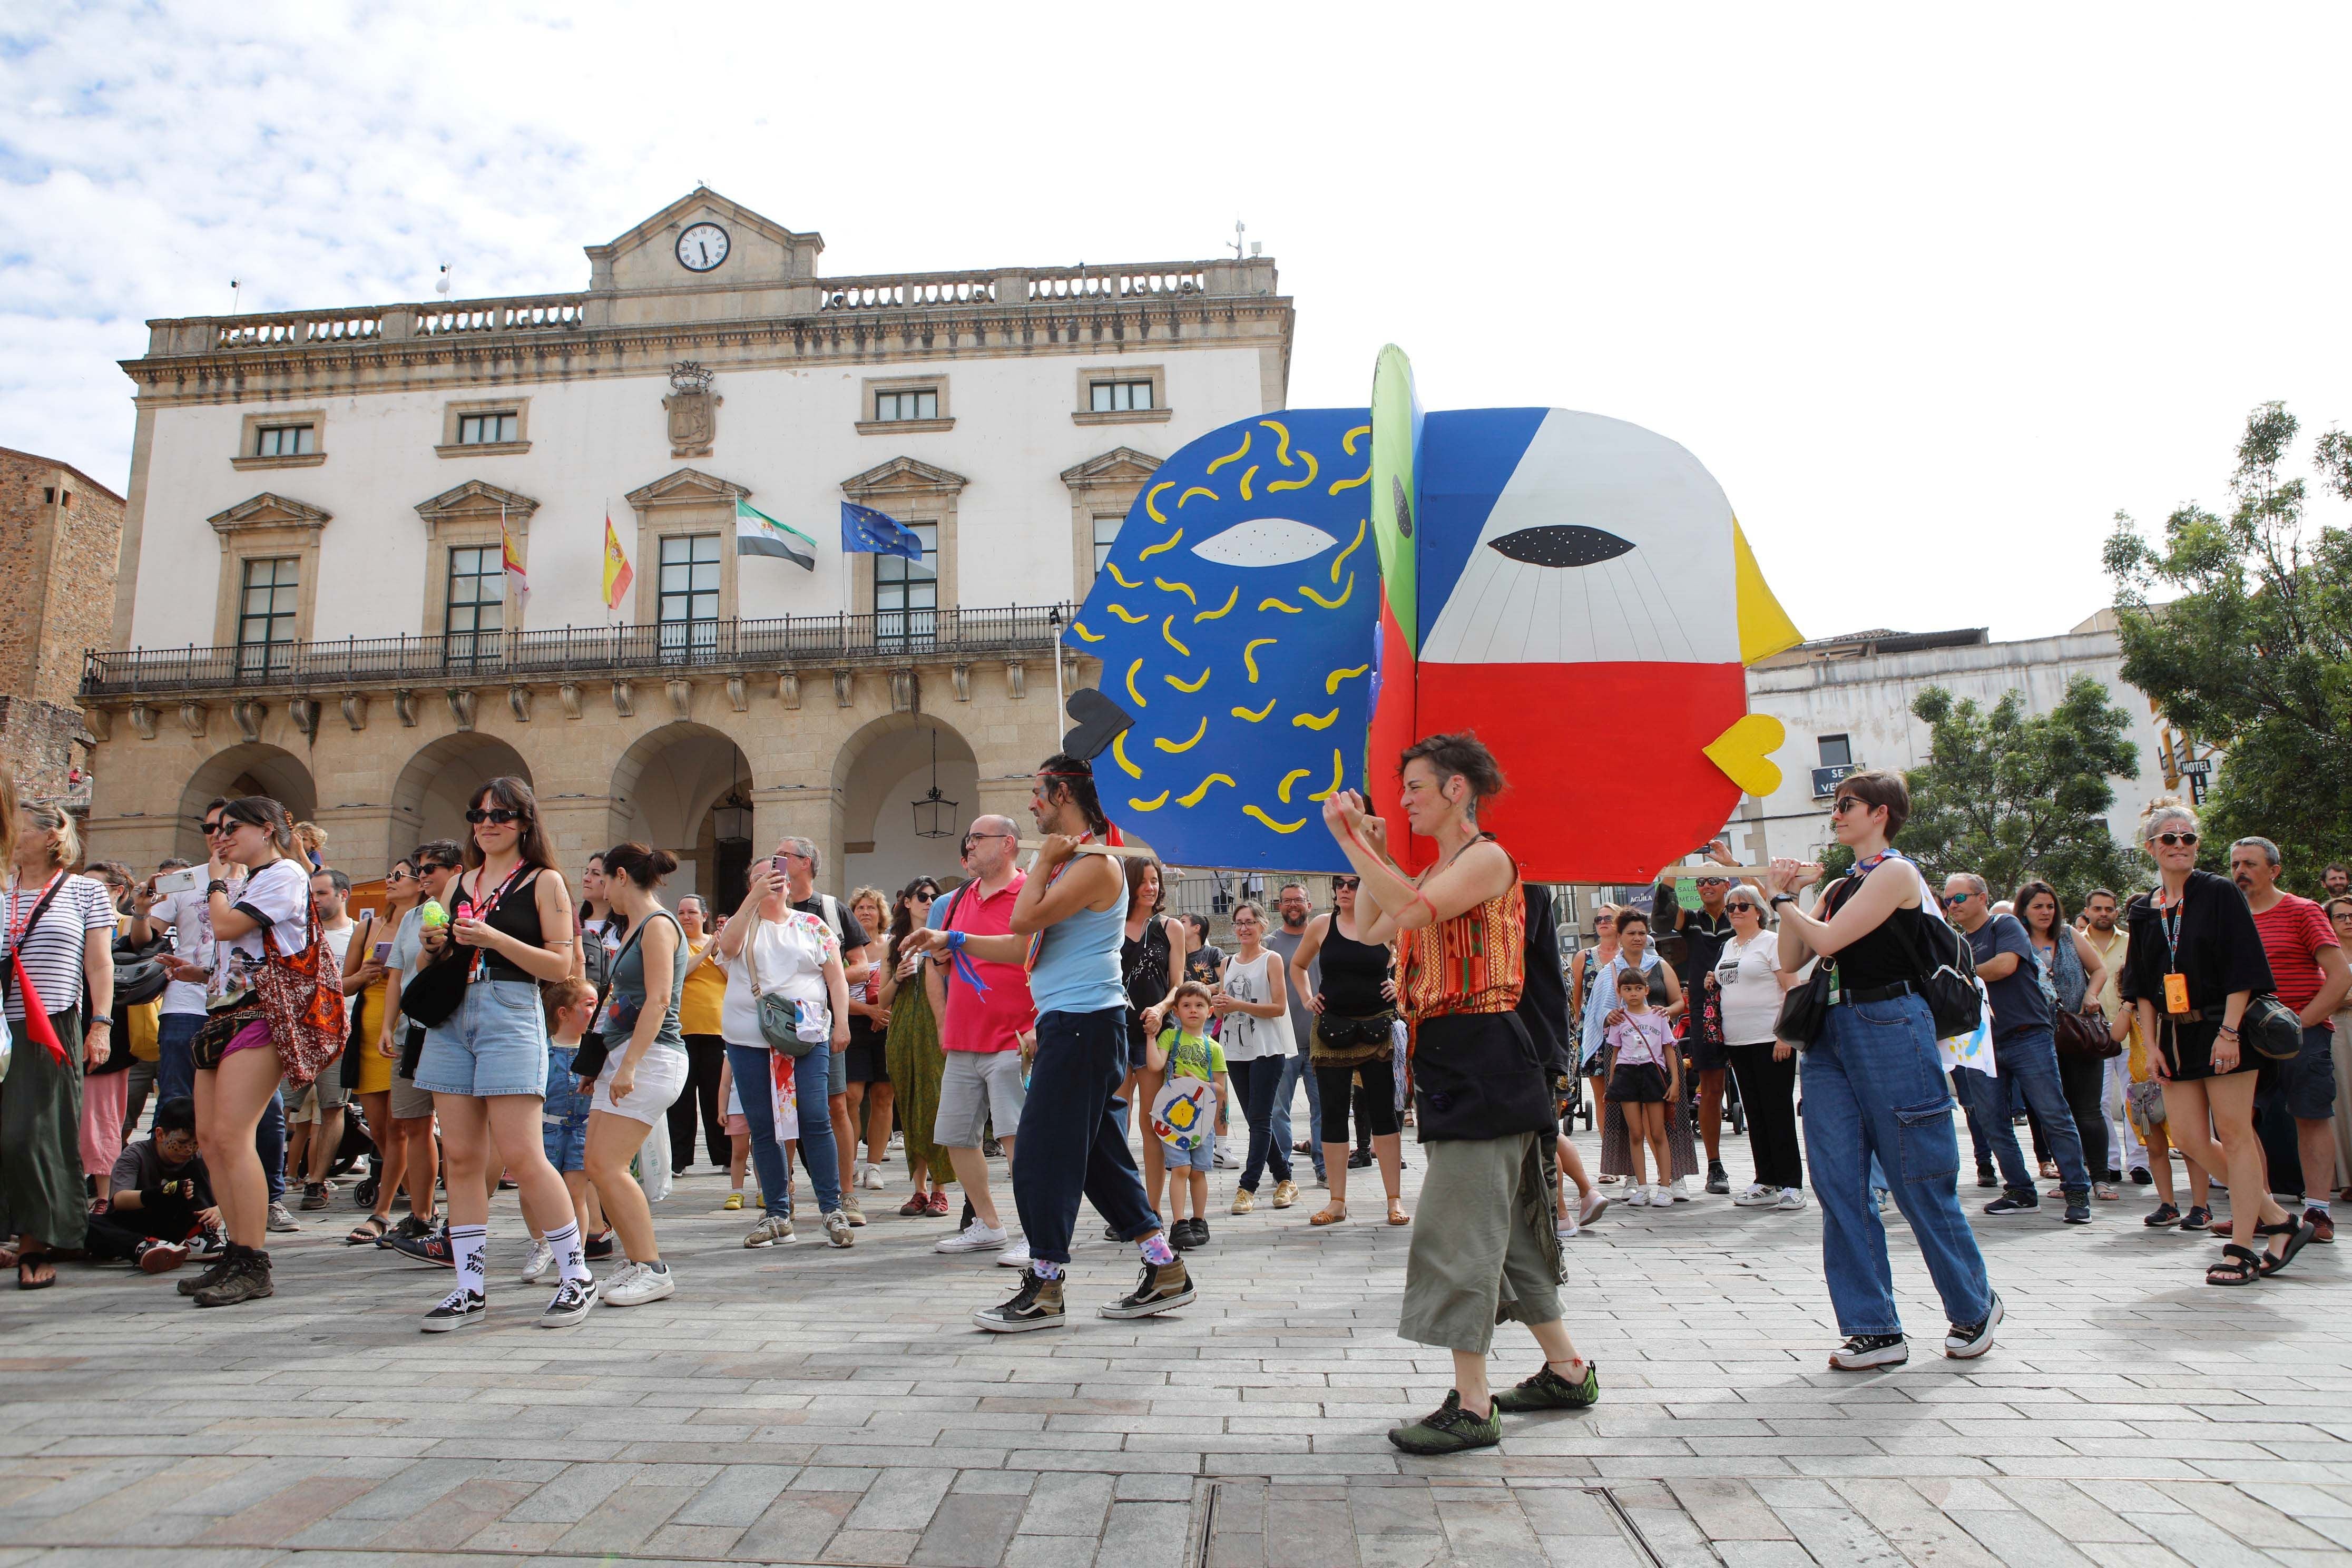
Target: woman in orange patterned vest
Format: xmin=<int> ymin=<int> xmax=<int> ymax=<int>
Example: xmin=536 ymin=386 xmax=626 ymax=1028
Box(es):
xmin=1319 ymin=732 xmax=1599 ymax=1457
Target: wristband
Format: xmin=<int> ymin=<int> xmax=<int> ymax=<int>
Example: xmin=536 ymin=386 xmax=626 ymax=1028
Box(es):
xmin=1770 ymin=893 xmax=1797 ymax=907
xmin=207 ymin=880 xmax=229 ymax=897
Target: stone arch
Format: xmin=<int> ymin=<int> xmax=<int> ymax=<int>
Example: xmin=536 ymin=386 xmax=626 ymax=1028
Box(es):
xmin=609 ymin=721 xmax=756 ymax=910
xmin=831 ymin=711 xmax=980 ymax=899
xmin=389 ymin=733 xmax=534 ymax=859
xmin=174 ymin=743 xmax=319 ymax=864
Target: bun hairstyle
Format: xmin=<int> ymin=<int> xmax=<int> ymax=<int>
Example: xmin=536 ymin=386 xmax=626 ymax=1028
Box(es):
xmin=1398 ymin=731 xmax=1506 ymax=813
xmin=600 ymin=841 xmax=678 ymax=889
xmin=218 ymin=795 xmax=293 ymax=853
xmin=2139 ymin=795 xmax=2199 ymax=847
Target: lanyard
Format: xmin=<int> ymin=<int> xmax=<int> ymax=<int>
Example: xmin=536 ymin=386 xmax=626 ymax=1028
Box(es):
xmin=2153 ymin=888 xmax=2185 ymax=972
xmin=6 ymin=871 xmax=63 ymax=950
xmin=459 ymin=861 xmax=528 ymax=980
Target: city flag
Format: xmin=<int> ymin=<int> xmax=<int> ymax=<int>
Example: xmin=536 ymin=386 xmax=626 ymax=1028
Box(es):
xmin=737 ymin=498 xmax=817 ymax=571
xmin=602 ymin=514 xmax=634 ymax=609
xmin=499 ymin=507 xmax=528 ymax=601
xmin=840 ymin=500 xmax=924 ymax=562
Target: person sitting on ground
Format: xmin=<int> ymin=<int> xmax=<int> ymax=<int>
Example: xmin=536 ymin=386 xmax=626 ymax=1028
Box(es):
xmin=83 ymin=1096 xmax=220 ymax=1274
xmin=1150 ymin=982 xmax=1231 ymax=1249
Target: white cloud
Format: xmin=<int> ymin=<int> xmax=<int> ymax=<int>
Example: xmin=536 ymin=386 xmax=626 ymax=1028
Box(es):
xmin=4 ymin=2 xmax=2347 ymax=643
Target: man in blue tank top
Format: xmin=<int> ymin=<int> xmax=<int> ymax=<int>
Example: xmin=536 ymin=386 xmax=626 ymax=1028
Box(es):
xmin=906 ymin=754 xmax=1193 ymax=1332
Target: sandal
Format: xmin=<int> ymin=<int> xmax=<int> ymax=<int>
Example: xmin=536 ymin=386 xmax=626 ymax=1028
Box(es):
xmin=898 ymin=1194 xmax=929 ymax=1217
xmin=346 ymin=1214 xmax=389 ymax=1245
xmin=2142 ymin=1203 xmax=2181 ymax=1228
xmin=16 ymin=1252 xmax=56 ymax=1291
xmin=2256 ymin=1217 xmax=2318 ymax=1277
xmin=2206 ymin=1243 xmax=2263 ymax=1286
xmin=1387 ymin=1199 xmax=1411 ymax=1227
xmin=1310 ymin=1202 xmax=1349 ymax=1227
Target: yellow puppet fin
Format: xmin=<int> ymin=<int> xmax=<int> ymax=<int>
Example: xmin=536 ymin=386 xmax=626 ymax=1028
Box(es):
xmin=1703 ymin=713 xmax=1786 ymax=798
xmin=1733 ymin=520 xmax=1803 ymax=665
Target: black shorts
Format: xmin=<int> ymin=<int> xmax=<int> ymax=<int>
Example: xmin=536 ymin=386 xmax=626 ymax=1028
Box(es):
xmin=1608 ymin=1063 xmax=1669 ymax=1104
xmin=1684 ymin=1032 xmax=1728 ymax=1073
xmin=843 ymin=1033 xmax=889 ymax=1084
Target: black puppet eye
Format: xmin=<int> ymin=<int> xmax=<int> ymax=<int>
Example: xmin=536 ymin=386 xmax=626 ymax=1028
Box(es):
xmin=1485 ymin=524 xmax=1634 ymax=567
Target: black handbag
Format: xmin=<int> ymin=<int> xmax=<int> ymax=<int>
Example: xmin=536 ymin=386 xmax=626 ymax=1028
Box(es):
xmin=2243 ymin=992 xmax=2306 ymax=1061
xmin=396 ymin=1022 xmax=426 ymax=1080
xmin=2053 ymin=1005 xmax=2121 ymax=1060
xmin=569 ymin=918 xmax=652 ymax=1083
xmin=1775 ymin=965 xmax=1832 ymax=1045
xmin=337 ymin=983 xmax=367 ymax=1089
xmin=398 ymin=947 xmax=467 ymax=1030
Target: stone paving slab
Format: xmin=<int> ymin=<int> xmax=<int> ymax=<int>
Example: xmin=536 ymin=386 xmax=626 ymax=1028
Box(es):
xmin=1 ymin=1120 xmax=2347 ymax=1565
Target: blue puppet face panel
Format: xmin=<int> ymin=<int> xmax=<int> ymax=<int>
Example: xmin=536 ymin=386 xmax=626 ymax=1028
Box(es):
xmin=1064 ymin=409 xmax=1375 ymax=870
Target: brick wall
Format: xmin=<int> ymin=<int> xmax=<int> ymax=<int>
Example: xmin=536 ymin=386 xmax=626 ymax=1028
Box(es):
xmin=0 ymin=447 xmax=125 ymax=796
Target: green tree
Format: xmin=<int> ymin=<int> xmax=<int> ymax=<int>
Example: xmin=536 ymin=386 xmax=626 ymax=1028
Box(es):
xmin=2104 ymin=402 xmax=2352 ymax=888
xmin=1815 ymin=678 xmax=2141 ymax=906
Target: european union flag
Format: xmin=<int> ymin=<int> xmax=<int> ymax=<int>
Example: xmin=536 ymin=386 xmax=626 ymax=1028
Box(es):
xmin=840 ymin=501 xmax=925 ymax=562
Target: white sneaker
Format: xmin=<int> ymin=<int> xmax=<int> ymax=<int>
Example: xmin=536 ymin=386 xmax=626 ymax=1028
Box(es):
xmin=861 ymin=1164 xmax=888 ymax=1191
xmin=996 ymin=1238 xmax=1032 ymax=1268
xmin=1733 ymin=1184 xmax=1779 ymax=1208
xmin=520 ymin=1240 xmax=555 ymax=1282
xmin=1213 ymin=1145 xmax=1239 ymax=1169
xmin=601 ymin=1260 xmax=643 ymax=1298
xmin=936 ymin=1220 xmax=1008 ymax=1253
xmin=604 ymin=1260 xmax=676 ymax=1307
xmin=1774 ymin=1187 xmax=1809 ymax=1211
xmin=1671 ymin=1177 xmax=1691 ymax=1202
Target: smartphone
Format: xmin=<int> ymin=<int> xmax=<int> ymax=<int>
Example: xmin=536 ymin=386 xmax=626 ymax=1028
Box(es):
xmin=371 ymin=940 xmax=393 ymax=965
xmin=772 ymin=855 xmax=787 ymax=873
xmin=152 ymin=865 xmax=205 ymax=897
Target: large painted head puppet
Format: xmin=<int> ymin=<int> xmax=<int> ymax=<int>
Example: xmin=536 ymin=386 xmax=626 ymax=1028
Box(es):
xmin=1061 ymin=346 xmax=1802 ymax=881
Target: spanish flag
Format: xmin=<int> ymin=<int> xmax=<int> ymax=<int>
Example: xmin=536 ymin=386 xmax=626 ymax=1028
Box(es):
xmin=602 ymin=513 xmax=634 ymax=610
xmin=499 ymin=506 xmax=529 ymax=602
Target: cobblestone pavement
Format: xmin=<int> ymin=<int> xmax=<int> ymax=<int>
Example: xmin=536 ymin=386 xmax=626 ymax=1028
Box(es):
xmin=1 ymin=1123 xmax=2347 ymax=1567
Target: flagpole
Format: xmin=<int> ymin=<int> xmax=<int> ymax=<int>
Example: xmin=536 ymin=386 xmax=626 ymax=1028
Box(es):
xmin=1051 ymin=604 xmax=1065 ymax=734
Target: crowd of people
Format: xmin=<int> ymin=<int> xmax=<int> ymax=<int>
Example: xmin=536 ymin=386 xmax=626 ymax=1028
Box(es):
xmin=1 ymin=739 xmax=2347 ymax=1456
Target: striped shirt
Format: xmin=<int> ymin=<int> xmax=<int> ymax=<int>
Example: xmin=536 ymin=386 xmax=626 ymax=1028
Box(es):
xmin=4 ymin=872 xmax=116 ymax=1022
xmin=2251 ymin=893 xmax=2340 ymax=1023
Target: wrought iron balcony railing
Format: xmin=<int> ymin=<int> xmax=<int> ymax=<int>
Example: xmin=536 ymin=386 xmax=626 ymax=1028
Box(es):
xmin=82 ymin=604 xmax=1074 ymax=699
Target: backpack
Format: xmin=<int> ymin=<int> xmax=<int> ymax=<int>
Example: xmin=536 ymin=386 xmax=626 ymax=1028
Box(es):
xmin=1877 ymin=859 xmax=1984 ymax=1038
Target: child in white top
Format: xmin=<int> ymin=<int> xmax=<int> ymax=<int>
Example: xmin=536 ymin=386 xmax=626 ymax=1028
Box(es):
xmin=1603 ymin=969 xmax=1683 ymax=1207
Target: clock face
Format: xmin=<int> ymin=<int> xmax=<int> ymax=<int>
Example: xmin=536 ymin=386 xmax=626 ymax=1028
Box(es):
xmin=676 ymin=222 xmax=730 ymax=273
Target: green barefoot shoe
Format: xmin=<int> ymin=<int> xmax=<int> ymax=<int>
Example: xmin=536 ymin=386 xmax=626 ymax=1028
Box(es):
xmin=1493 ymin=1359 xmax=1600 ymax=1413
xmin=1386 ymin=1390 xmax=1502 ymax=1455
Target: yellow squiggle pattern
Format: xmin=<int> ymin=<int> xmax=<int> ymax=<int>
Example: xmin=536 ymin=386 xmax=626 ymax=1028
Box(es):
xmin=1231 ymin=698 xmax=1277 ymax=722
xmin=1164 ymin=667 xmax=1210 ymax=693
xmin=1178 ymin=773 xmax=1235 ymax=808
xmin=1125 ymin=660 xmax=1149 ymax=710
xmin=1259 ymin=596 xmax=1302 ymax=614
xmin=1113 ymin=731 xmax=1142 ymax=779
xmin=1244 ymin=805 xmax=1305 ymax=834
xmin=1160 ymin=616 xmax=1190 ymax=656
xmin=1105 ymin=562 xmax=1139 ymax=589
xmin=1156 ymin=718 xmax=1208 ymax=753
xmin=1292 ymin=708 xmax=1339 ymax=730
xmin=1193 ymin=586 xmax=1238 ymax=623
xmin=1325 ymin=663 xmax=1369 ymax=694
xmin=1276 ymin=768 xmax=1312 ymax=802
xmin=1342 ymin=424 xmax=1371 ymax=455
xmin=1259 ymin=419 xmax=1295 ymax=467
xmin=1204 ymin=431 xmax=1251 ymax=474
xmin=1300 ymin=574 xmax=1353 ymax=610
xmin=1107 ymin=603 xmax=1147 ymax=623
xmin=1238 ymin=464 xmax=1258 ymax=501
xmin=1177 ymin=487 xmax=1218 ymax=509
xmin=1144 ymin=481 xmax=1174 ymax=523
xmin=1129 ymin=790 xmax=1170 ymax=811
xmin=1329 ymin=516 xmax=1365 ymax=582
xmin=1153 ymin=576 xmax=1195 ymax=604
xmin=1071 ymin=621 xmax=1103 ymax=643
xmin=1308 ymin=749 xmax=1344 ymax=801
xmin=1243 ymin=638 xmax=1277 ymax=680
xmin=1266 ymin=448 xmax=1319 ymax=493
xmin=1138 ymin=530 xmax=1181 ymax=561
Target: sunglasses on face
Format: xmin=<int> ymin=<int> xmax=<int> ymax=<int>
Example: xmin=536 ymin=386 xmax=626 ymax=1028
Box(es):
xmin=2151 ymin=831 xmax=2199 ymax=847
xmin=1332 ymin=877 xmax=1360 ymax=890
xmin=466 ymin=807 xmax=522 ymax=825
xmin=200 ymin=820 xmax=228 ymax=836
xmin=1830 ymin=797 xmax=1869 ymax=816
xmin=387 ymin=869 xmax=416 ymax=883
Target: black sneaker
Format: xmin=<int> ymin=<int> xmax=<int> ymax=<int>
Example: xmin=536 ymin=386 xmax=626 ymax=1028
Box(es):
xmin=2129 ymin=1166 xmax=2153 ymax=1186
xmin=1188 ymin=1218 xmax=1211 ymax=1247
xmin=1943 ymin=1292 xmax=2003 ymax=1359
xmin=422 ymin=1286 xmax=486 ymax=1332
xmin=1168 ymin=1220 xmax=1195 ymax=1251
xmin=974 ymin=1269 xmax=1067 ymax=1333
xmin=1975 ymin=1162 xmax=1997 ymax=1189
xmin=381 ymin=1212 xmax=432 ymax=1249
xmin=192 ymin=1248 xmax=273 ymax=1308
xmin=537 ymin=1275 xmax=598 ymax=1329
xmin=1493 ymin=1359 xmax=1600 ymax=1413
xmin=584 ymin=1229 xmax=616 ymax=1260
xmin=2143 ymin=1203 xmax=2182 ymax=1228
xmin=2180 ymin=1204 xmax=2213 ymax=1231
xmin=1100 ymin=1256 xmax=1195 ymax=1319
xmin=2103 ymin=1168 xmax=2123 ymax=1184
xmin=387 ymin=1223 xmax=454 ymax=1268
xmin=299 ymin=1182 xmax=329 ymax=1211
xmin=1102 ymin=1223 xmax=1122 ymax=1242
xmin=1828 ymin=1332 xmax=1908 ymax=1370
xmin=2062 ymin=1194 xmax=2093 ymax=1224
xmin=1706 ymin=1161 xmax=1731 ymax=1196
xmin=1347 ymin=1149 xmax=1374 ymax=1170
xmin=1983 ymin=1191 xmax=2040 ymax=1216
xmin=1387 ymin=1391 xmax=1501 ymax=1455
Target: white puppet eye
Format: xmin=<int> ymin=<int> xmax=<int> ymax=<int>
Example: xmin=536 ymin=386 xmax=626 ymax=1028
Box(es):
xmin=1189 ymin=517 xmax=1340 ymax=568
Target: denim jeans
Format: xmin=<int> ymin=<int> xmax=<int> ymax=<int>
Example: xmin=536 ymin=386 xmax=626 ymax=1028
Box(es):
xmin=157 ymin=1012 xmax=201 ymax=1107
xmin=1965 ymin=1027 xmax=2091 ymax=1197
xmin=1013 ymin=1007 xmax=1161 ymax=1266
xmin=1799 ymin=992 xmax=1993 ymax=1337
xmin=1273 ymin=1050 xmax=1325 ymax=1178
xmin=724 ymin=1042 xmax=840 ymax=1219
xmin=1228 ymin=1056 xmax=1292 ymax=1192
xmin=259 ymin=1090 xmax=287 ymax=1203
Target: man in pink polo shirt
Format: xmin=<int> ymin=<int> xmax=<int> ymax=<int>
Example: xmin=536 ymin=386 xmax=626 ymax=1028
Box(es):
xmin=927 ymin=815 xmax=1037 ymax=1263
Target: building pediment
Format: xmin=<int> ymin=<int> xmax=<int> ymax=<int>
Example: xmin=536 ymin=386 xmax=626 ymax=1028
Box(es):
xmin=841 ymin=456 xmax=969 ymax=501
xmin=209 ymin=492 xmax=331 ymax=536
xmin=586 ymin=187 xmax=825 ymax=295
xmin=1060 ymin=447 xmax=1164 ymax=489
xmin=626 ymin=467 xmax=752 ymax=512
xmin=413 ymin=479 xmax=541 ymax=539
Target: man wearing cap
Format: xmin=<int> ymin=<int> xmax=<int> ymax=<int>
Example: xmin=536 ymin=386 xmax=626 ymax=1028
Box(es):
xmin=1652 ymin=839 xmax=1746 ymax=1195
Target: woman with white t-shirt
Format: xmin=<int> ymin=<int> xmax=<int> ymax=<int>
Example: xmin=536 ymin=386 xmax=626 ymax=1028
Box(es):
xmin=718 ymin=854 xmax=853 ymax=1250
xmin=1711 ymin=887 xmax=1805 ymax=1210
xmin=1214 ymin=901 xmax=1293 ymax=1216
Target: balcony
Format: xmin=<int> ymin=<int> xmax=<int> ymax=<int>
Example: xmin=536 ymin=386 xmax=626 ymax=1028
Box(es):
xmin=82 ymin=604 xmax=1072 ymax=700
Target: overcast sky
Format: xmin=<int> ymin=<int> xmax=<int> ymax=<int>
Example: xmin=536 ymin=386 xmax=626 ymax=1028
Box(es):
xmin=5 ymin=4 xmax=2345 ymax=645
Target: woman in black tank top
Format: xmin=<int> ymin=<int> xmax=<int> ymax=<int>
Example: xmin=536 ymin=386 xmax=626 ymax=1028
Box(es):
xmin=1288 ymin=878 xmax=1405 ymax=1226
xmin=1119 ymin=858 xmax=1188 ymax=1223
xmin=1764 ymin=770 xmax=1998 ymax=1370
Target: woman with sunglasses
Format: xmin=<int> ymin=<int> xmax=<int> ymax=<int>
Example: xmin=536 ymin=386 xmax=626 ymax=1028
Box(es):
xmin=1119 ymin=857 xmax=1189 ymax=1224
xmin=1712 ymin=887 xmax=1805 ymax=1209
xmin=2014 ymin=880 xmax=2113 ymax=1200
xmin=369 ymin=841 xmax=463 ymax=1256
xmin=1288 ymin=871 xmax=1408 ymax=1227
xmin=2119 ymin=799 xmax=2311 ymax=1285
xmin=410 ymin=779 xmax=592 ymax=1330
xmin=881 ymin=877 xmax=951 ymax=1216
xmin=341 ymin=854 xmax=418 ymax=1240
xmin=1587 ymin=911 xmax=1693 ymax=1201
xmin=1765 ymin=771 xmax=2000 ymax=1370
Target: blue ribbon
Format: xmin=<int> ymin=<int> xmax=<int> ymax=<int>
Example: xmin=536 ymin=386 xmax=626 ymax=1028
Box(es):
xmin=945 ymin=928 xmax=988 ymax=996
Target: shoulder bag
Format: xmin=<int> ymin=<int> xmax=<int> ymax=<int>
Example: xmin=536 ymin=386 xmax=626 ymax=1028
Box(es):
xmin=1772 ymin=877 xmax=1850 ymax=1046
xmin=2242 ymin=992 xmax=2307 ymax=1061
xmin=254 ymin=889 xmax=349 ymax=1087
xmin=745 ymin=917 xmax=817 ymax=1057
xmin=2053 ymin=1004 xmax=2121 ymax=1059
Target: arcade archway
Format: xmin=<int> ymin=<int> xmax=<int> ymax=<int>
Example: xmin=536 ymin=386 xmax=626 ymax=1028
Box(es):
xmin=610 ymin=722 xmax=755 ymax=912
xmin=834 ymin=713 xmax=978 ymax=899
xmin=175 ymin=743 xmax=318 ymax=864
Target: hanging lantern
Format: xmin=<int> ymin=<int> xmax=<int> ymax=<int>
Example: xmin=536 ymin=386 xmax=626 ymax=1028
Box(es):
xmin=910 ymin=727 xmax=958 ymax=839
xmin=710 ymin=794 xmax=753 ymax=845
